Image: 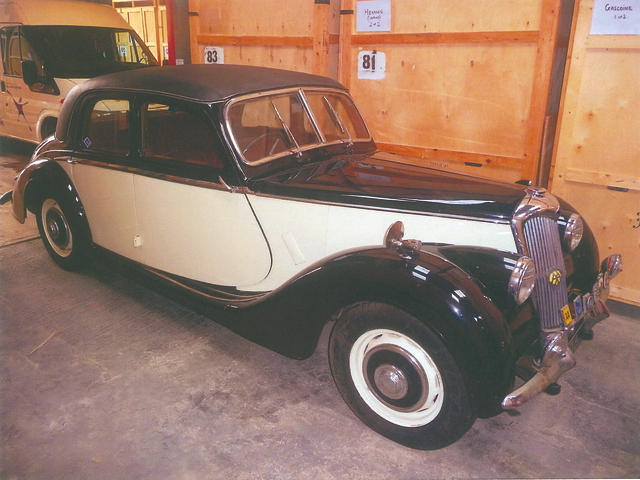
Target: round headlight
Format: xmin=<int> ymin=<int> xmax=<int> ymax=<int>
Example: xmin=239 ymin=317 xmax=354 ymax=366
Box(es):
xmin=508 ymin=257 xmax=536 ymax=305
xmin=563 ymin=213 xmax=583 ymax=252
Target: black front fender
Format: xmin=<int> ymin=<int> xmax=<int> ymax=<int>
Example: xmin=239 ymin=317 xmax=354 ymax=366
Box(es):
xmin=226 ymin=245 xmax=524 ymax=415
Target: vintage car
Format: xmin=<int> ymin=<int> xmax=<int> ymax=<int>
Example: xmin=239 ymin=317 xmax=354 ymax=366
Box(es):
xmin=1 ymin=64 xmax=622 ymax=449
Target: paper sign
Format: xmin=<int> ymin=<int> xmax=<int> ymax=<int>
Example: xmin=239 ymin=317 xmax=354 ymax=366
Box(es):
xmin=356 ymin=0 xmax=391 ymax=32
xmin=119 ymin=45 xmax=128 ymax=58
xmin=204 ymin=46 xmax=224 ymax=64
xmin=590 ymin=0 xmax=640 ymax=34
xmin=357 ymin=51 xmax=386 ymax=80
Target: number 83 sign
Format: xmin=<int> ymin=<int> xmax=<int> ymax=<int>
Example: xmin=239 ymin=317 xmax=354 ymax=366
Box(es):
xmin=204 ymin=46 xmax=224 ymax=64
xmin=357 ymin=50 xmax=386 ymax=80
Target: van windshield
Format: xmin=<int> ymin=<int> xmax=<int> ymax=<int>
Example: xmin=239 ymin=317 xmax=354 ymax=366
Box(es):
xmin=22 ymin=25 xmax=157 ymax=78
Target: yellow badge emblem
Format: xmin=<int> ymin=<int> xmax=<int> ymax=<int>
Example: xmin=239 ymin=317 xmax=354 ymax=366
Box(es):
xmin=549 ymin=270 xmax=562 ymax=286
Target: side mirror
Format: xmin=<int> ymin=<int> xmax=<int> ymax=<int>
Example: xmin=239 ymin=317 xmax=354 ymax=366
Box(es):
xmin=21 ymin=60 xmax=37 ymax=86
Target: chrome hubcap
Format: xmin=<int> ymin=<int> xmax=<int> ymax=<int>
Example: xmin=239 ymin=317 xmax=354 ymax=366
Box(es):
xmin=41 ymin=199 xmax=73 ymax=258
xmin=373 ymin=364 xmax=408 ymax=400
xmin=350 ymin=329 xmax=444 ymax=427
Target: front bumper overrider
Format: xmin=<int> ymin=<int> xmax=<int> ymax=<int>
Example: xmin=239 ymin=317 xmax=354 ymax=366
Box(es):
xmin=501 ymin=254 xmax=622 ymax=410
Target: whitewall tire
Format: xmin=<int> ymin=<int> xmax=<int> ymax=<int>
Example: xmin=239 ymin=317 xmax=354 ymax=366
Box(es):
xmin=36 ymin=191 xmax=89 ymax=269
xmin=329 ymin=302 xmax=476 ymax=449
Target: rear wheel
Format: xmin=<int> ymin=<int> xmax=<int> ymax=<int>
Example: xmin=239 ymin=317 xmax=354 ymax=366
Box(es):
xmin=329 ymin=302 xmax=476 ymax=449
xmin=36 ymin=192 xmax=88 ymax=269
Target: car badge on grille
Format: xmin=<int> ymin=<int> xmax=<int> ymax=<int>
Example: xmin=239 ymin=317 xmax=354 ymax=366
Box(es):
xmin=549 ymin=270 xmax=562 ymax=286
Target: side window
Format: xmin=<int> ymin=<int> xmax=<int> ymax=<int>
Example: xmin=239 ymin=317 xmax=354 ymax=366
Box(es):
xmin=7 ymin=28 xmax=23 ymax=76
xmin=141 ymin=102 xmax=223 ymax=169
xmin=115 ymin=31 xmax=153 ymax=65
xmin=82 ymin=99 xmax=131 ymax=155
xmin=0 ymin=27 xmax=8 ymax=74
xmin=5 ymin=27 xmax=44 ymax=77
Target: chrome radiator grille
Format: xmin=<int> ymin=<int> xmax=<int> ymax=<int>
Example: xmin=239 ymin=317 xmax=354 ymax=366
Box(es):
xmin=523 ymin=215 xmax=568 ymax=331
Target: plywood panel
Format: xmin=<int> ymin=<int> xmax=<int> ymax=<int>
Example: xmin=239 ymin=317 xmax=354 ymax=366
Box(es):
xmin=193 ymin=44 xmax=312 ymax=72
xmin=198 ymin=1 xmax=315 ymax=36
xmin=339 ymin=0 xmax=565 ymax=184
xmin=348 ymin=43 xmax=537 ymax=159
xmin=390 ymin=0 xmax=542 ymax=33
xmin=567 ymin=49 xmax=640 ymax=177
xmin=551 ymin=0 xmax=640 ymax=304
xmin=191 ymin=0 xmax=339 ymax=77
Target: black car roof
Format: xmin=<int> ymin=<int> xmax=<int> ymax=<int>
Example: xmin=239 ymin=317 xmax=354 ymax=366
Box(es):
xmin=56 ymin=64 xmax=346 ymax=140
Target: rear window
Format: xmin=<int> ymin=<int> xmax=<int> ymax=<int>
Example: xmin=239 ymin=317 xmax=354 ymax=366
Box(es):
xmin=83 ymin=99 xmax=130 ymax=154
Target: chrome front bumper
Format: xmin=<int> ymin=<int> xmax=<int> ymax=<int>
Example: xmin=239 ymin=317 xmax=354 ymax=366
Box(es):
xmin=501 ymin=254 xmax=621 ymax=410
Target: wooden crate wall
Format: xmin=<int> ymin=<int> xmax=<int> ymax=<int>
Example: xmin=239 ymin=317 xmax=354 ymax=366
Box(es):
xmin=339 ymin=0 xmax=567 ymax=183
xmin=115 ymin=1 xmax=168 ymax=64
xmin=189 ymin=0 xmax=340 ymax=78
xmin=550 ymin=0 xmax=640 ymax=304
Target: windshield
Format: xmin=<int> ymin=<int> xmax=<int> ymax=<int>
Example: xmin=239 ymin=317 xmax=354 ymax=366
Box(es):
xmin=22 ymin=25 xmax=157 ymax=78
xmin=227 ymin=89 xmax=370 ymax=166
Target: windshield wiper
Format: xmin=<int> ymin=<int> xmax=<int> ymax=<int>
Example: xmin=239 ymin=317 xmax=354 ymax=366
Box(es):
xmin=270 ymin=101 xmax=302 ymax=159
xmin=322 ymin=96 xmax=353 ymax=147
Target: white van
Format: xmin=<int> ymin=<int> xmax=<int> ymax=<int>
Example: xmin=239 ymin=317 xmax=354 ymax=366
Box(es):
xmin=0 ymin=0 xmax=157 ymax=143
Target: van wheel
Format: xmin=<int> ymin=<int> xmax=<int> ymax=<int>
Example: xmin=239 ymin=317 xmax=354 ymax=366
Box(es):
xmin=328 ymin=302 xmax=476 ymax=449
xmin=36 ymin=192 xmax=88 ymax=269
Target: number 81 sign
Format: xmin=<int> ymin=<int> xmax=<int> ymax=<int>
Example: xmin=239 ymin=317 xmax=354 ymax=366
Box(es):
xmin=204 ymin=46 xmax=224 ymax=64
xmin=357 ymin=50 xmax=386 ymax=80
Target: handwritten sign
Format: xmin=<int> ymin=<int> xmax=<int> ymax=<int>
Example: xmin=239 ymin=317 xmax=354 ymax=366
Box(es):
xmin=356 ymin=0 xmax=391 ymax=32
xmin=590 ymin=0 xmax=640 ymax=34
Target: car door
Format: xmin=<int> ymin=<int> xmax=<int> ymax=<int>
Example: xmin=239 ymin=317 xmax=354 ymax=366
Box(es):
xmin=70 ymin=95 xmax=140 ymax=261
xmin=132 ymin=98 xmax=271 ymax=288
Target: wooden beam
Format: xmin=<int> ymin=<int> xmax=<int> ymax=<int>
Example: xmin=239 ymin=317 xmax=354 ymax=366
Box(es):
xmin=521 ymin=0 xmax=562 ymax=181
xmin=196 ymin=34 xmax=313 ymax=47
xmin=350 ymin=30 xmax=539 ymax=45
xmin=312 ymin=1 xmax=331 ymax=75
xmin=338 ymin=0 xmax=354 ymax=89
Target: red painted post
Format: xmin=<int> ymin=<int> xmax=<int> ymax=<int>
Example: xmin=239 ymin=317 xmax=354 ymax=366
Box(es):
xmin=166 ymin=0 xmax=176 ymax=65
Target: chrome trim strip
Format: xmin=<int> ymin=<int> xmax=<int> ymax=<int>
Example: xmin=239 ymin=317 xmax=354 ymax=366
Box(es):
xmin=248 ymin=189 xmax=512 ymax=225
xmin=298 ymin=88 xmax=326 ymax=143
xmin=143 ymin=267 xmax=268 ymax=305
xmin=67 ymin=157 xmax=236 ymax=192
xmin=223 ymin=87 xmax=372 ymax=167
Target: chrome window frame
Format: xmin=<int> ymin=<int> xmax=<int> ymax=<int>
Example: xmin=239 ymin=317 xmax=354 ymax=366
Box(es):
xmin=224 ymin=87 xmax=372 ymax=167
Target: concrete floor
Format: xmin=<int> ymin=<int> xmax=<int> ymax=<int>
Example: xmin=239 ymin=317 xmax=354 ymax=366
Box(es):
xmin=1 ymin=139 xmax=639 ymax=479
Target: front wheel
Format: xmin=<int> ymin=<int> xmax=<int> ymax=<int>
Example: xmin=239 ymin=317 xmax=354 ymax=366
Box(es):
xmin=328 ymin=302 xmax=476 ymax=449
xmin=36 ymin=193 xmax=88 ymax=269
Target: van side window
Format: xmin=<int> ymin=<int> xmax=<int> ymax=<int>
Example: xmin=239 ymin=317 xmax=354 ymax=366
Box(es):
xmin=5 ymin=27 xmax=43 ymax=77
xmin=83 ymin=99 xmax=130 ymax=155
xmin=0 ymin=28 xmax=8 ymax=74
xmin=141 ymin=102 xmax=224 ymax=169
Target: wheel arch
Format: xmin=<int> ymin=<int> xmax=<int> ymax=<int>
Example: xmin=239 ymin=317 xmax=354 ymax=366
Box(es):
xmin=18 ymin=159 xmax=91 ymax=244
xmin=236 ymin=246 xmax=519 ymax=414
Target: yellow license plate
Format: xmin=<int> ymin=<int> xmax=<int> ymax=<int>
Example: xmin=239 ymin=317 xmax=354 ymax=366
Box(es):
xmin=561 ymin=305 xmax=573 ymax=326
